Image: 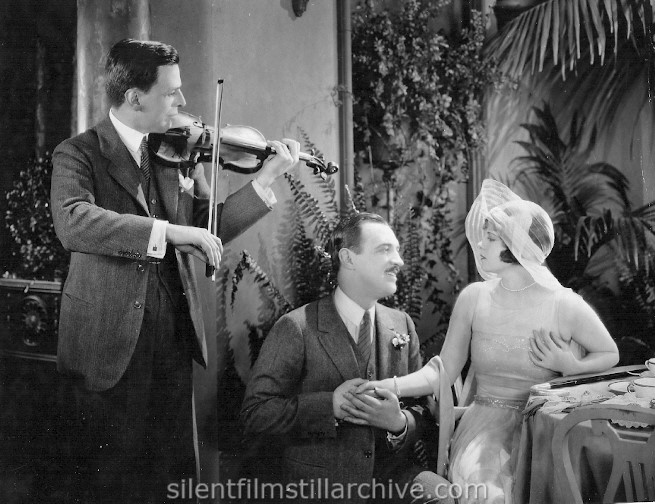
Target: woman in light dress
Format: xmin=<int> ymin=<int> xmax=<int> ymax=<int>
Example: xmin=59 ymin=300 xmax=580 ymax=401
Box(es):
xmin=351 ymin=179 xmax=619 ymax=503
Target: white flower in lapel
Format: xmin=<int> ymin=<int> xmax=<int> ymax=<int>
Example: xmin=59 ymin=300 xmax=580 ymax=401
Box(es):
xmin=178 ymin=170 xmax=194 ymax=195
xmin=390 ymin=328 xmax=410 ymax=349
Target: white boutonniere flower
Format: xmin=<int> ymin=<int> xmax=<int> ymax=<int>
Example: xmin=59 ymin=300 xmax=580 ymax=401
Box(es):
xmin=178 ymin=170 xmax=195 ymax=195
xmin=391 ymin=329 xmax=410 ymax=349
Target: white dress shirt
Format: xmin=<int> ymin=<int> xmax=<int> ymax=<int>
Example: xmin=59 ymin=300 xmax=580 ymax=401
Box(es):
xmin=333 ymin=286 xmax=375 ymax=345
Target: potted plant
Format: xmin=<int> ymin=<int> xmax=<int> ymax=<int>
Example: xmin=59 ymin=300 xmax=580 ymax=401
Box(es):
xmin=2 ymin=153 xmax=68 ymax=359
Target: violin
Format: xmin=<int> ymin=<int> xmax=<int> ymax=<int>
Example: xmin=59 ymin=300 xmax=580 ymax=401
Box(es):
xmin=148 ymin=111 xmax=338 ymax=179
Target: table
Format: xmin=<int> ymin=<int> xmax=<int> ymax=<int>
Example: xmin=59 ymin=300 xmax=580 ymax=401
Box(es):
xmin=513 ymin=367 xmax=649 ymax=503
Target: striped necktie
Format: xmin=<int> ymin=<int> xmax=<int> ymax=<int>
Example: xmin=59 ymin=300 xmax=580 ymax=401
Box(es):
xmin=358 ymin=310 xmax=372 ymax=365
xmin=139 ymin=136 xmax=151 ymax=182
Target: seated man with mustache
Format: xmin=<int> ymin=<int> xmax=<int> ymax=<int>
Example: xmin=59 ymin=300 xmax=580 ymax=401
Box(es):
xmin=241 ymin=212 xmax=452 ymax=504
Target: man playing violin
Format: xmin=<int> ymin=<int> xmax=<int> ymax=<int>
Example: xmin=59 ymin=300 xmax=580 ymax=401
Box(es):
xmin=50 ymin=38 xmax=300 ymax=503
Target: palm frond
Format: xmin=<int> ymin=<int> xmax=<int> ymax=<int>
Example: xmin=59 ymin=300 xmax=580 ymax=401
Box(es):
xmin=511 ymin=102 xmax=655 ymax=290
xmin=576 ymin=163 xmax=630 ymax=208
xmin=487 ymin=0 xmax=654 ymax=136
xmin=513 ymin=104 xmax=633 ymax=224
xmin=574 ymin=210 xmax=615 ymax=260
xmin=488 ymin=0 xmax=652 ymax=79
xmin=615 ymin=245 xmax=655 ymax=345
xmin=630 ymin=200 xmax=655 ymax=235
xmin=611 ymin=214 xmax=655 ymax=272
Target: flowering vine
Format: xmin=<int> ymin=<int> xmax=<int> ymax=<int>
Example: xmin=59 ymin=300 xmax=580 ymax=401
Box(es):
xmin=351 ymin=0 xmax=497 ymax=345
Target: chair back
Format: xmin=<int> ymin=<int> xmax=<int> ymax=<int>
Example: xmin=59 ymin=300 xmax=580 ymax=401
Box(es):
xmin=453 ymin=370 xmax=476 ymax=417
xmin=551 ymin=403 xmax=655 ymax=504
xmin=427 ymin=366 xmax=475 ymax=477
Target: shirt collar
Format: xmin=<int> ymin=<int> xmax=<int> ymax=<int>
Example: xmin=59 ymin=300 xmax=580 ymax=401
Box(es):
xmin=109 ymin=109 xmax=147 ymax=157
xmin=334 ymin=286 xmax=376 ymax=328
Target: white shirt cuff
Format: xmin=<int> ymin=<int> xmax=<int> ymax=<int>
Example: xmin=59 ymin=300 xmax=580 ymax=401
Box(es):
xmin=147 ymin=220 xmax=168 ymax=259
xmin=251 ymin=179 xmax=277 ymax=208
xmin=386 ymin=410 xmax=409 ymax=448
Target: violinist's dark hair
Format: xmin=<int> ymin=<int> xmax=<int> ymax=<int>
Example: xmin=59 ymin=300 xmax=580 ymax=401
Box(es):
xmin=105 ymin=39 xmax=179 ymax=107
xmin=329 ymin=212 xmax=390 ymax=274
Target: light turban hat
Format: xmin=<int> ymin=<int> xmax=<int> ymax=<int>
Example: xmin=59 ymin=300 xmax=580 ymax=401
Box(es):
xmin=465 ymin=179 xmax=562 ymax=290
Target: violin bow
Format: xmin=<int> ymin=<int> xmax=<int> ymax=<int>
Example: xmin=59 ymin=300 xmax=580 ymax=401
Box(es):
xmin=206 ymin=78 xmax=225 ymax=280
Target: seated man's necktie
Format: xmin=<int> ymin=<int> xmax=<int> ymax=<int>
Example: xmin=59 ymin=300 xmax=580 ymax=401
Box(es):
xmin=358 ymin=310 xmax=372 ymax=364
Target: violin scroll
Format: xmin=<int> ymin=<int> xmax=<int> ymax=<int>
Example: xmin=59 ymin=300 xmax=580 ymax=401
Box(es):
xmin=303 ymin=148 xmax=339 ymax=180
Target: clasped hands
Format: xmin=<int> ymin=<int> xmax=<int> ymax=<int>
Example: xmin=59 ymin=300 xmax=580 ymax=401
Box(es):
xmin=167 ymin=138 xmax=300 ymax=268
xmin=333 ymin=378 xmax=406 ymax=434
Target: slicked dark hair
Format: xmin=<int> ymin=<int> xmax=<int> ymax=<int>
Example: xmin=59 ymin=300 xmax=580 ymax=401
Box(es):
xmin=329 ymin=212 xmax=390 ymax=274
xmin=105 ymin=39 xmax=179 ymax=107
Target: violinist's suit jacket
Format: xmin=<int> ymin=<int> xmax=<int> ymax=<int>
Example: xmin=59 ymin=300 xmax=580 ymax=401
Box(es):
xmin=51 ymin=116 xmax=270 ymax=391
xmin=240 ymin=295 xmax=433 ymax=504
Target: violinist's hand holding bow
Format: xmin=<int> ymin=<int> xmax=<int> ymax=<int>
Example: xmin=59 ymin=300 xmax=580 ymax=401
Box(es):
xmin=254 ymin=138 xmax=300 ymax=190
xmin=165 ymin=224 xmax=223 ymax=269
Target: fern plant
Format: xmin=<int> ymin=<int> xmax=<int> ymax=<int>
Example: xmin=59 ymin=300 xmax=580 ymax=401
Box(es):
xmin=229 ymin=173 xmax=337 ymax=366
xmin=228 ymin=170 xmax=435 ymax=371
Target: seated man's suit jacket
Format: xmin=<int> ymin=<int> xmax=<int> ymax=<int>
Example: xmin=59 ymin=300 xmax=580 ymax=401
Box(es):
xmin=241 ymin=295 xmax=435 ymax=503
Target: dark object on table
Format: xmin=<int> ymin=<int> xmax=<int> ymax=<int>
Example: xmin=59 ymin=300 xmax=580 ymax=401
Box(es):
xmin=531 ymin=365 xmax=647 ymax=392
